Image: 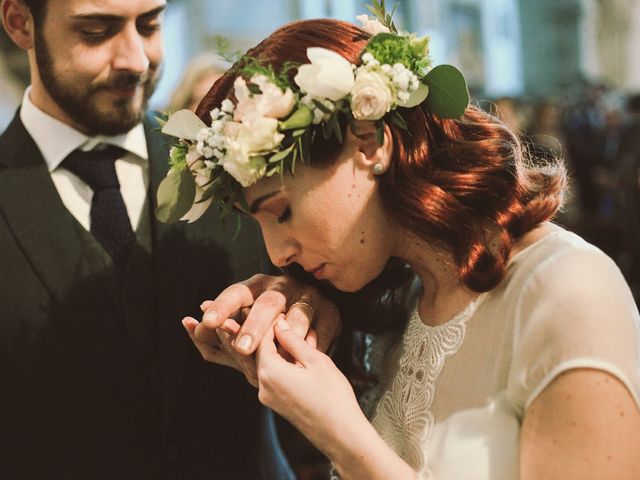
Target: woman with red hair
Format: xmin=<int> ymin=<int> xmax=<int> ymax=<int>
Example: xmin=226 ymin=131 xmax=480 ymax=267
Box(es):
xmin=168 ymin=15 xmax=640 ymax=480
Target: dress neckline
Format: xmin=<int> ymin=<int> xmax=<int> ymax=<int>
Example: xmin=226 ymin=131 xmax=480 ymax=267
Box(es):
xmin=411 ymin=291 xmax=487 ymax=331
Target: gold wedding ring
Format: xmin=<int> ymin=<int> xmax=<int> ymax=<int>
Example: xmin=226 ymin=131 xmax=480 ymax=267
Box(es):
xmin=287 ymin=301 xmax=315 ymax=320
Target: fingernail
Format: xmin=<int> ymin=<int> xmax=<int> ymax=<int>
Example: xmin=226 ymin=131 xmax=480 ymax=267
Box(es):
xmin=200 ymin=300 xmax=213 ymax=311
xmin=277 ymin=319 xmax=290 ymax=331
xmin=237 ymin=335 xmax=253 ymax=351
xmin=203 ymin=310 xmax=218 ymax=324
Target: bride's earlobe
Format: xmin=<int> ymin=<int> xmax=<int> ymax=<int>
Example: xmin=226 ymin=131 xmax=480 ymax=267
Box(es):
xmin=352 ymin=123 xmax=393 ymax=174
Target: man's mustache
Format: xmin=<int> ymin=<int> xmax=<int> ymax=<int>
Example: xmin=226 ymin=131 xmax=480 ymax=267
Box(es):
xmin=98 ymin=71 xmax=152 ymax=90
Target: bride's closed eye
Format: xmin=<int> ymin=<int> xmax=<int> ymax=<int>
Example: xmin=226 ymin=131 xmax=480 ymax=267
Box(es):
xmin=277 ymin=206 xmax=291 ymax=224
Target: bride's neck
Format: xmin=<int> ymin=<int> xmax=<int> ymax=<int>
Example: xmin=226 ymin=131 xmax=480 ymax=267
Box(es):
xmin=396 ymin=234 xmax=477 ymax=327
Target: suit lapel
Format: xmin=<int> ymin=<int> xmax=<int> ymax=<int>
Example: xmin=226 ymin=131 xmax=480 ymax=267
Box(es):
xmin=0 ymin=113 xmax=142 ymax=395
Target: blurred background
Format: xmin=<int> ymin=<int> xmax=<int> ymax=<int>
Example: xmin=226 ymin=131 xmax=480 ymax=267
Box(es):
xmin=2 ymin=1 xmax=638 ymax=478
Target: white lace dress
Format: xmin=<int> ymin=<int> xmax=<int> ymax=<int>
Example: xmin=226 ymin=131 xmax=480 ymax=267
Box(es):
xmin=368 ymin=229 xmax=640 ymax=479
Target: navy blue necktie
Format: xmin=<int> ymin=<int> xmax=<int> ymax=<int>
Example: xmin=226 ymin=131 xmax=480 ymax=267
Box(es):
xmin=62 ymin=145 xmax=135 ymax=269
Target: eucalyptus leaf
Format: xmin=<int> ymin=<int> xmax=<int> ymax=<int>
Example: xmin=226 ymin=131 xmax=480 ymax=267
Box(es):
xmin=398 ymin=82 xmax=429 ymax=108
xmin=155 ymin=169 xmax=196 ymax=223
xmin=423 ymin=65 xmax=469 ymax=119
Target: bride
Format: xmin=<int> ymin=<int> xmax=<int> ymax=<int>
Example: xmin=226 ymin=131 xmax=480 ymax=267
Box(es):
xmin=159 ymin=9 xmax=640 ymax=480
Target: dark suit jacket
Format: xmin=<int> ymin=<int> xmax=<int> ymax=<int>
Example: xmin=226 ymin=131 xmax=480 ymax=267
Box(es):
xmin=0 ymin=112 xmax=271 ymax=479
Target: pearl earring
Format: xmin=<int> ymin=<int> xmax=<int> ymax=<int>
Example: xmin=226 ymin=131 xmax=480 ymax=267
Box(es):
xmin=373 ymin=163 xmax=385 ymax=175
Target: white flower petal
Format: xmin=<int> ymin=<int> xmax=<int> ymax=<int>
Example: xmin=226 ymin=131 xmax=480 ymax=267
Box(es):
xmin=162 ymin=109 xmax=208 ymax=140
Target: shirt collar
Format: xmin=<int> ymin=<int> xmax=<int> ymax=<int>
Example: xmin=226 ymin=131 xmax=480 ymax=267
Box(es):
xmin=20 ymin=86 xmax=149 ymax=172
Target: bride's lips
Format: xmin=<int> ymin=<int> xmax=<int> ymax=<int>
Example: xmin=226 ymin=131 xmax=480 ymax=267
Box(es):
xmin=308 ymin=264 xmax=326 ymax=279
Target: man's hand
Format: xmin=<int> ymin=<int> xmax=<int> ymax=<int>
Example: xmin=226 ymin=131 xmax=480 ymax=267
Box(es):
xmin=182 ymin=273 xmax=341 ymax=384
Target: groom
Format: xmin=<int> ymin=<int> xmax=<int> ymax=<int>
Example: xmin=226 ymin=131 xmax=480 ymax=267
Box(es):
xmin=0 ymin=0 xmax=335 ymax=478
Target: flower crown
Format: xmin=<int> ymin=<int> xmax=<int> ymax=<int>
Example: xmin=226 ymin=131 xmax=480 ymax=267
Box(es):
xmin=156 ymin=0 xmax=469 ymax=223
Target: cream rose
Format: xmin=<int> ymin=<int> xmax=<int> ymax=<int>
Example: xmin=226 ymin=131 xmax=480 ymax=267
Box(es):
xmin=294 ymin=47 xmax=355 ymax=101
xmin=221 ymin=142 xmax=267 ymax=187
xmin=350 ymin=70 xmax=393 ymax=120
xmin=220 ymin=116 xmax=280 ymax=186
xmin=233 ymin=75 xmax=296 ymax=123
xmin=238 ymin=116 xmax=283 ymax=153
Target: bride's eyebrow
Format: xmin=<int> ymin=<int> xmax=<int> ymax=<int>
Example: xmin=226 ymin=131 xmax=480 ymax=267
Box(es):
xmin=249 ymin=189 xmax=282 ymax=214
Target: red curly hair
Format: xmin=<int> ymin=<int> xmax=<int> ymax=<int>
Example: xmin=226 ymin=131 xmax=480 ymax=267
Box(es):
xmin=197 ymin=19 xmax=567 ymax=293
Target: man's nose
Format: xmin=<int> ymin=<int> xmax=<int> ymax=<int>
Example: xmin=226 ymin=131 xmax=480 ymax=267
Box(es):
xmin=112 ymin=26 xmax=149 ymax=74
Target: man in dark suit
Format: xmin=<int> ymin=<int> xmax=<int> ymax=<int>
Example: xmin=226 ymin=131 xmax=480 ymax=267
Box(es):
xmin=0 ymin=0 xmax=334 ymax=478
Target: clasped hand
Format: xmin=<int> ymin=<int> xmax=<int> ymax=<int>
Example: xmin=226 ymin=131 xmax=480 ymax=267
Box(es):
xmin=182 ymin=273 xmax=341 ymax=386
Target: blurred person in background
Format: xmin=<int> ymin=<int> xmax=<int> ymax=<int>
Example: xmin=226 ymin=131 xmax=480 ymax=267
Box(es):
xmin=0 ymin=0 xmax=337 ymax=478
xmin=614 ymin=93 xmax=640 ymax=302
xmin=493 ymin=96 xmax=527 ymax=134
xmin=167 ymin=52 xmax=229 ymax=113
xmin=563 ymin=81 xmax=610 ymax=218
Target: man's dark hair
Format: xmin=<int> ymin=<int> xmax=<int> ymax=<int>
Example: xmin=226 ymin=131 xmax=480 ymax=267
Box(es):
xmin=22 ymin=0 xmax=47 ymax=28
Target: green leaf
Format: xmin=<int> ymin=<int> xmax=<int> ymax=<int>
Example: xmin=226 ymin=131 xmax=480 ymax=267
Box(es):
xmin=267 ymin=144 xmax=294 ymax=164
xmin=313 ymin=99 xmax=333 ymax=115
xmin=375 ymin=122 xmax=384 ymax=146
xmin=390 ymin=111 xmax=408 ymax=130
xmin=155 ymin=169 xmax=196 ymax=223
xmin=398 ymin=82 xmax=429 ymax=108
xmin=279 ymin=106 xmax=313 ymax=130
xmin=333 ymin=116 xmax=343 ymax=143
xmin=423 ymin=65 xmax=469 ymax=119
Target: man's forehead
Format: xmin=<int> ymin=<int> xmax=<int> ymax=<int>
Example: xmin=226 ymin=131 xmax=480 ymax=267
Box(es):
xmin=49 ymin=0 xmax=166 ymax=18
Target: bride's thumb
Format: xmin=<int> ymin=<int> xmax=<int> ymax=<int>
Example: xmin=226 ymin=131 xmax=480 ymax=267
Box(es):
xmin=275 ymin=318 xmax=315 ymax=365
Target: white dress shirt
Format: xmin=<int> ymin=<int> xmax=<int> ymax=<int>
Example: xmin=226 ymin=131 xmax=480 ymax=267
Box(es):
xmin=20 ymin=87 xmax=149 ymax=231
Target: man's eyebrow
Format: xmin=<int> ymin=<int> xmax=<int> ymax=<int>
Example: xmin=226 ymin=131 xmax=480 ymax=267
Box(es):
xmin=70 ymin=5 xmax=166 ymax=23
xmin=249 ymin=190 xmax=281 ymax=214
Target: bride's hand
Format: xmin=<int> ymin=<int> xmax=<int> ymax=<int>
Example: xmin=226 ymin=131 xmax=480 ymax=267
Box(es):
xmin=182 ymin=273 xmax=339 ymax=385
xmin=256 ymin=318 xmax=366 ymax=457
xmin=182 ymin=308 xmax=319 ymax=388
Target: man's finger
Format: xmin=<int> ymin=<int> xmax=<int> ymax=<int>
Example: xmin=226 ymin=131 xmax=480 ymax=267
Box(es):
xmin=200 ymin=283 xmax=255 ymax=329
xmin=284 ymin=301 xmax=314 ymax=340
xmin=233 ymin=289 xmax=287 ymax=354
xmin=183 ymin=318 xmax=236 ymax=367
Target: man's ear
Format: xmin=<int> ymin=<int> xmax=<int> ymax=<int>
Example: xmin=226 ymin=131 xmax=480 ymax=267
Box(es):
xmin=2 ymin=0 xmax=35 ymax=50
xmin=349 ymin=120 xmax=393 ymax=174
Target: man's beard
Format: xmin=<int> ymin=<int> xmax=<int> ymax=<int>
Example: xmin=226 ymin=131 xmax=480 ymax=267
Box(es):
xmin=34 ymin=30 xmax=160 ymax=136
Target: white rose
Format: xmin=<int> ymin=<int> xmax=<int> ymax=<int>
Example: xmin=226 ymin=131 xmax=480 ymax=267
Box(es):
xmin=356 ymin=14 xmax=390 ymax=35
xmin=350 ymin=71 xmax=393 ymax=120
xmin=294 ymin=47 xmax=355 ymax=101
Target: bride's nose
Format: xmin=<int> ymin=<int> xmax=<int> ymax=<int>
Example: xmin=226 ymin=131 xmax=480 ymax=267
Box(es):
xmin=263 ymin=231 xmax=299 ymax=268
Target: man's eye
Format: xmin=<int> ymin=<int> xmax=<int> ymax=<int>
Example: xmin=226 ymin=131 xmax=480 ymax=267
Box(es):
xmin=277 ymin=207 xmax=291 ymax=224
xmin=137 ymin=23 xmax=161 ymax=36
xmin=80 ymin=28 xmax=112 ymax=42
